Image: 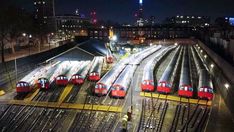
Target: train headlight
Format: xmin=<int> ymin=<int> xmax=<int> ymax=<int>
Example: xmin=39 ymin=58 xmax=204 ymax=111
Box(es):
xmin=174 ymin=43 xmax=178 ymax=46
xmin=204 ymin=55 xmax=207 ymax=58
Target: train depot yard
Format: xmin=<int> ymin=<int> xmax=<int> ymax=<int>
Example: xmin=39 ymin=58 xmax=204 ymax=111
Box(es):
xmin=0 ymin=40 xmax=232 ymax=132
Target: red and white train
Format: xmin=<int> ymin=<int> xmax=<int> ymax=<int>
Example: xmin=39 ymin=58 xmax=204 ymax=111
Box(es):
xmin=111 ymin=65 xmax=137 ymax=98
xmin=178 ymin=46 xmax=193 ymax=97
xmin=157 ymin=46 xmax=181 ymax=93
xmin=141 ymin=46 xmax=174 ymax=92
xmin=16 ymin=64 xmax=50 ymax=93
xmin=94 ymin=63 xmax=126 ymax=95
xmin=106 ymin=49 xmax=114 ymax=63
xmin=88 ymin=57 xmax=103 ymax=81
xmin=36 ymin=61 xmax=62 ymax=90
xmin=71 ymin=61 xmax=91 ymax=85
xmin=192 ymin=46 xmax=213 ymax=100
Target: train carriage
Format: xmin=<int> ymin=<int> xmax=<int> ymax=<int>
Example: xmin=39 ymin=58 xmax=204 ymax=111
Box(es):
xmin=16 ymin=66 xmax=45 ymax=93
xmin=88 ymin=57 xmax=104 ymax=81
xmin=197 ymin=70 xmax=213 ymax=100
xmin=111 ymin=65 xmax=137 ymax=98
xmin=141 ymin=46 xmax=174 ymax=92
xmin=94 ymin=63 xmax=126 ymax=95
xmin=157 ymin=46 xmax=181 ymax=93
xmin=37 ymin=78 xmax=50 ymax=89
xmin=106 ymin=49 xmax=114 ymax=63
xmin=36 ymin=61 xmax=61 ymax=90
xmin=191 ymin=46 xmax=214 ymax=100
xmin=71 ymin=61 xmax=91 ymax=85
xmin=178 ymin=46 xmax=193 ymax=97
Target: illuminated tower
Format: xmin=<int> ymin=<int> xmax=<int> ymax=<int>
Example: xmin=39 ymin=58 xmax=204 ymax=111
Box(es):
xmin=137 ymin=0 xmax=144 ymax=26
xmin=90 ymin=11 xmax=97 ymax=25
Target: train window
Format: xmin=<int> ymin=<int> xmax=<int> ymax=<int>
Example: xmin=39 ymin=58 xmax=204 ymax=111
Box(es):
xmin=17 ymin=83 xmax=21 ymax=87
xmin=146 ymin=81 xmax=150 ymax=85
xmin=209 ymin=89 xmax=213 ymax=93
xmin=204 ymin=88 xmax=208 ymax=92
xmin=200 ymin=88 xmax=203 ymax=92
xmin=189 ymin=88 xmax=193 ymax=91
xmin=162 ymin=83 xmax=166 ymax=87
xmin=180 ymin=86 xmax=184 ymax=90
xmin=120 ymin=87 xmax=124 ymax=91
xmin=72 ymin=76 xmax=75 ymax=79
xmin=184 ymin=86 xmax=188 ymax=91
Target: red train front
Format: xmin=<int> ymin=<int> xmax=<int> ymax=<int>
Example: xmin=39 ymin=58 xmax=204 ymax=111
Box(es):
xmin=16 ymin=81 xmax=32 ymax=93
xmin=55 ymin=75 xmax=68 ymax=86
xmin=178 ymin=85 xmax=193 ymax=97
xmin=198 ymin=87 xmax=213 ymax=100
xmin=111 ymin=84 xmax=126 ymax=98
xmin=71 ymin=74 xmax=85 ymax=85
xmin=95 ymin=83 xmax=109 ymax=96
xmin=141 ymin=80 xmax=154 ymax=92
xmin=37 ymin=78 xmax=50 ymax=89
xmin=157 ymin=81 xmax=172 ymax=94
xmin=88 ymin=72 xmax=100 ymax=81
xmin=106 ymin=56 xmax=113 ymax=63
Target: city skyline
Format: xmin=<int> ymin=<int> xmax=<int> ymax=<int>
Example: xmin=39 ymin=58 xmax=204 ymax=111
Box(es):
xmin=12 ymin=0 xmax=234 ymax=24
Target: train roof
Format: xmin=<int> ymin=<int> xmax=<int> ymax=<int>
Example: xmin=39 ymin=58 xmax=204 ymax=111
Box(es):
xmin=46 ymin=46 xmax=94 ymax=62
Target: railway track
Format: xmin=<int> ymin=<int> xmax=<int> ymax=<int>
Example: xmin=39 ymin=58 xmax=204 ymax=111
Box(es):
xmin=138 ymin=95 xmax=169 ymax=132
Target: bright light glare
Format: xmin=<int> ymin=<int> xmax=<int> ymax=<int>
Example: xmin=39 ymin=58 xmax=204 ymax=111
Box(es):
xmin=210 ymin=64 xmax=214 ymax=68
xmin=204 ymin=55 xmax=207 ymax=58
xmin=112 ymin=35 xmax=117 ymax=41
xmin=139 ymin=0 xmax=143 ymax=4
xmin=22 ymin=33 xmax=26 ymax=37
xmin=29 ymin=34 xmax=32 ymax=38
xmin=225 ymin=83 xmax=230 ymax=89
xmin=174 ymin=43 xmax=178 ymax=46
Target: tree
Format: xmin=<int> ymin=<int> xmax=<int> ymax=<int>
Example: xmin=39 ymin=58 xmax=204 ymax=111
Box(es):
xmin=0 ymin=2 xmax=33 ymax=63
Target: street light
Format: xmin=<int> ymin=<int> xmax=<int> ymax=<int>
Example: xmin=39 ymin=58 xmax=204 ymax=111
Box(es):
xmin=112 ymin=35 xmax=117 ymax=41
xmin=210 ymin=64 xmax=214 ymax=68
xmin=22 ymin=33 xmax=26 ymax=37
xmin=224 ymin=83 xmax=230 ymax=90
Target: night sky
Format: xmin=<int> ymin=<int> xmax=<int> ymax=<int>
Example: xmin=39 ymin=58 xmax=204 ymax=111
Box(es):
xmin=13 ymin=0 xmax=234 ymax=23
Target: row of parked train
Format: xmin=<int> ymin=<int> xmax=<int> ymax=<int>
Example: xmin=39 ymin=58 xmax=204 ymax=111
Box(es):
xmin=94 ymin=45 xmax=176 ymax=98
xmin=16 ymin=57 xmax=104 ymax=94
xmin=141 ymin=45 xmax=213 ymax=100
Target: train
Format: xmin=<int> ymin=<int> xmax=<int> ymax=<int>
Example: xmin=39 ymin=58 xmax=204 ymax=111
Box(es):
xmin=46 ymin=61 xmax=72 ymax=86
xmin=141 ymin=46 xmax=175 ymax=92
xmin=94 ymin=63 xmax=126 ymax=95
xmin=71 ymin=61 xmax=91 ymax=85
xmin=106 ymin=49 xmax=114 ymax=63
xmin=16 ymin=66 xmax=46 ymax=93
xmin=36 ymin=61 xmax=61 ymax=90
xmin=178 ymin=46 xmax=193 ymax=97
xmin=111 ymin=65 xmax=137 ymax=98
xmin=88 ymin=57 xmax=104 ymax=81
xmin=191 ymin=46 xmax=213 ymax=100
xmin=157 ymin=46 xmax=182 ymax=93
xmin=129 ymin=45 xmax=162 ymax=65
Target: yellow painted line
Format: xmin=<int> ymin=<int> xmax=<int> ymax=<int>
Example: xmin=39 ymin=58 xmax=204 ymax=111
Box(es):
xmin=6 ymin=100 xmax=122 ymax=113
xmin=58 ymin=84 xmax=74 ymax=103
xmin=140 ymin=92 xmax=212 ymax=106
xmin=24 ymin=88 xmax=40 ymax=102
xmin=0 ymin=90 xmax=5 ymax=96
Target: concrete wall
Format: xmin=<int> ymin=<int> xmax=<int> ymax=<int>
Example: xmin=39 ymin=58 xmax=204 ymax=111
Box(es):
xmin=197 ymin=39 xmax=234 ymax=119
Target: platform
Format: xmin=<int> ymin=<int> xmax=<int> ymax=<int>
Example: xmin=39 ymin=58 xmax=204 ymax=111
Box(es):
xmin=140 ymin=92 xmax=212 ymax=106
xmin=5 ymin=100 xmax=122 ymax=113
